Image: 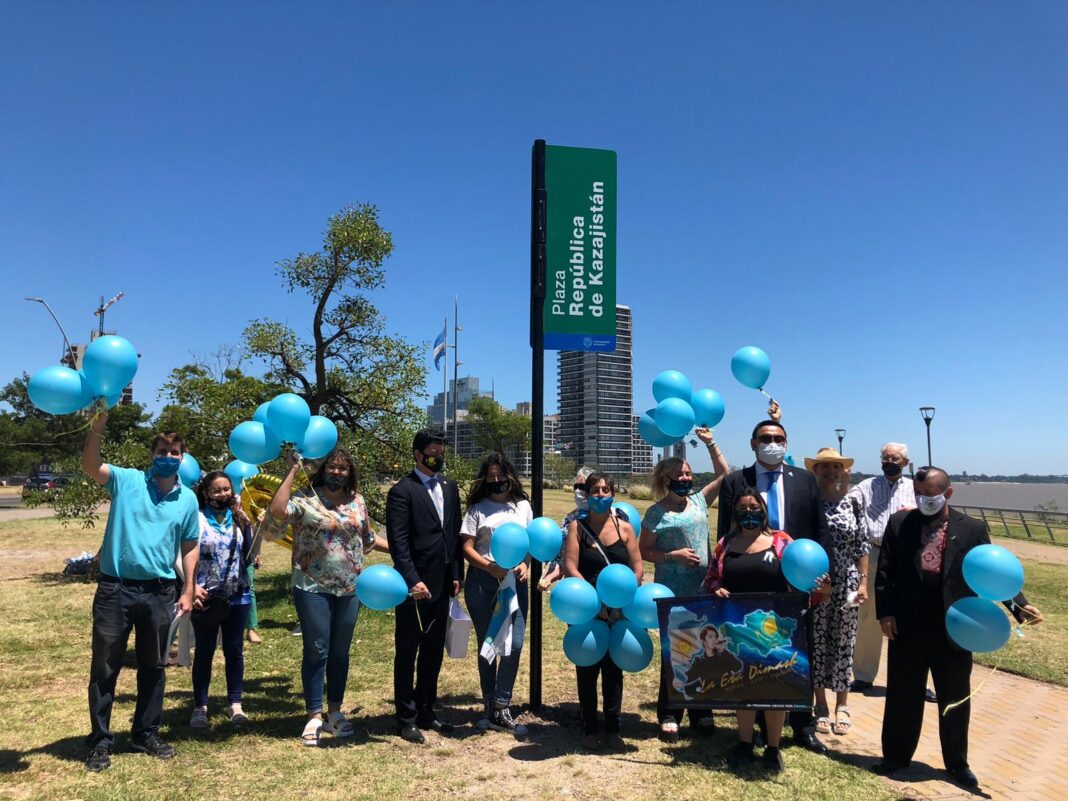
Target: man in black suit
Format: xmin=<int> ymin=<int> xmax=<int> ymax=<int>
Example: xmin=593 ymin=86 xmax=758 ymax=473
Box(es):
xmin=386 ymin=428 xmax=464 ymax=744
xmin=717 ymin=416 xmax=833 ymax=753
xmin=873 ymin=467 xmax=1042 ymax=788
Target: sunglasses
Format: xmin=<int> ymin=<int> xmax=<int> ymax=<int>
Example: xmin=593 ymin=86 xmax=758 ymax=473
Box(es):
xmin=756 ymin=434 xmax=787 ymax=445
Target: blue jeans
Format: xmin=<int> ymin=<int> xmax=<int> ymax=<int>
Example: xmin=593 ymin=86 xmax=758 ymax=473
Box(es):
xmin=292 ymin=587 xmax=360 ymax=713
xmin=192 ymin=602 xmax=250 ymax=706
xmin=464 ymin=567 xmax=528 ymax=708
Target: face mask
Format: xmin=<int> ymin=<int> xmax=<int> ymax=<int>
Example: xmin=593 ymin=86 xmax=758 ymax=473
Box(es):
xmin=669 ymin=479 xmax=693 ymax=497
xmin=574 ymin=489 xmax=588 ymax=511
xmin=588 ymin=495 xmax=614 ymax=515
xmin=917 ymin=493 xmax=947 ymax=516
xmin=151 ymin=456 xmax=181 ymax=478
xmin=738 ymin=511 xmax=766 ymax=530
xmin=421 ymin=452 xmax=444 ymax=473
xmin=323 ymin=474 xmax=346 ymax=491
xmin=881 ymin=462 xmax=903 ymax=478
xmin=757 ymin=443 xmax=786 ymax=466
xmin=208 ymin=497 xmax=232 ymax=511
xmin=486 ymin=479 xmax=510 ymax=495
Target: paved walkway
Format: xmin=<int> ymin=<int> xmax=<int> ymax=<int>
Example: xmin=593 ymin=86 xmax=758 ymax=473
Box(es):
xmin=822 ymin=641 xmax=1068 ymax=800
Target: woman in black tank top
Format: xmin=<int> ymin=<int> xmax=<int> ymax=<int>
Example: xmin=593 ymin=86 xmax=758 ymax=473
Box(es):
xmin=562 ymin=472 xmax=643 ymax=752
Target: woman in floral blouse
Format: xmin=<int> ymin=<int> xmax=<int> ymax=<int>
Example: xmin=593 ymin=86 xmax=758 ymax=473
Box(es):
xmin=266 ymin=448 xmax=389 ymax=746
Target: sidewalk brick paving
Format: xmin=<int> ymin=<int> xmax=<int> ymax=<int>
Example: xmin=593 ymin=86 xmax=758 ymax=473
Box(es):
xmin=821 ymin=641 xmax=1068 ymax=800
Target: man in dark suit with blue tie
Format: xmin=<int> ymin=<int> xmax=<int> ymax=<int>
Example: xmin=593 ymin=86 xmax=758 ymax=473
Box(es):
xmin=717 ymin=415 xmax=833 ymax=753
xmin=387 ymin=428 xmax=464 ymax=744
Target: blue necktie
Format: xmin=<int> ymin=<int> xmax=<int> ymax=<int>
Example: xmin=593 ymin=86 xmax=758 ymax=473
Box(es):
xmin=766 ymin=471 xmax=781 ymax=531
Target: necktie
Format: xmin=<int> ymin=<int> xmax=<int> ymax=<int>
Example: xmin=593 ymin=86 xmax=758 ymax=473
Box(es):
xmin=428 ymin=477 xmax=445 ymax=524
xmin=766 ymin=471 xmax=781 ymax=531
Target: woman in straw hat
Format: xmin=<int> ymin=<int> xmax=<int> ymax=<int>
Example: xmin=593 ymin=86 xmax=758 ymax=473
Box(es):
xmin=805 ymin=448 xmax=870 ymax=737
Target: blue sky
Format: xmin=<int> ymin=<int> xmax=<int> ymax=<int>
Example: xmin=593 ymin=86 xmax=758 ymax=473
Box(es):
xmin=2 ymin=2 xmax=1066 ymax=476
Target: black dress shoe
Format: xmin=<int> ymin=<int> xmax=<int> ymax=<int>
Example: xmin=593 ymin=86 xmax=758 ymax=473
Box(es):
xmin=399 ymin=724 xmax=425 ymax=744
xmin=949 ymin=766 xmax=978 ymax=788
xmin=763 ymin=745 xmax=784 ymax=773
xmin=850 ymin=680 xmax=873 ymax=692
xmin=871 ymin=760 xmax=906 ymax=776
xmin=925 ymin=688 xmax=938 ymax=703
xmin=418 ymin=719 xmax=455 ymax=734
xmin=794 ymin=730 xmax=828 ymax=754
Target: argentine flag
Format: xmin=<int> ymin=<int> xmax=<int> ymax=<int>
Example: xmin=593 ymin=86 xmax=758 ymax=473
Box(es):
xmin=432 ymin=326 xmax=446 ymax=371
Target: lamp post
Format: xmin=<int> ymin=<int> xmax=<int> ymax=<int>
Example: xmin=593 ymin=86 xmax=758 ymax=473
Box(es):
xmin=25 ymin=297 xmax=77 ymax=366
xmin=835 ymin=428 xmax=846 ymax=456
xmin=919 ymin=407 xmax=936 ymax=466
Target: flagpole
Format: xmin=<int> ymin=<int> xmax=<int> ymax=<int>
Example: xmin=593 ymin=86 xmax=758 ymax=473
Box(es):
xmin=529 ymin=139 xmax=547 ymax=709
xmin=452 ymin=296 xmax=460 ymax=454
xmin=442 ymin=315 xmax=449 ymax=434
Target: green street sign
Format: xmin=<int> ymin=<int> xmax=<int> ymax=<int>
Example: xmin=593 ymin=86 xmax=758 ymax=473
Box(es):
xmin=543 ymin=145 xmax=617 ymax=351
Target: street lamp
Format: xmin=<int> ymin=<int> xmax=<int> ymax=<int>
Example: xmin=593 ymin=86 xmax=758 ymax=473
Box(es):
xmin=25 ymin=297 xmax=77 ymax=366
xmin=835 ymin=428 xmax=846 ymax=456
xmin=919 ymin=407 xmax=936 ymax=466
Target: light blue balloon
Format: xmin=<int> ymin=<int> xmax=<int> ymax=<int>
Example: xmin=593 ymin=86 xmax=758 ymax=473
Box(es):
xmin=946 ymin=596 xmax=1012 ymax=653
xmin=550 ymin=577 xmax=601 ymax=625
xmin=527 ymin=516 xmax=563 ymax=562
xmin=639 ymin=408 xmax=677 ymax=448
xmin=690 ymin=388 xmax=725 ymax=428
xmin=652 ymin=370 xmax=692 ymax=403
xmin=731 ymin=345 xmax=772 ymax=390
xmin=490 ymin=521 xmax=529 ymax=570
xmin=622 ymin=582 xmax=675 ymax=629
xmin=177 ymin=454 xmax=201 ymax=488
xmin=229 ymin=421 xmax=282 ymax=465
xmin=299 ymin=415 xmax=339 ymax=459
xmin=224 ymin=460 xmax=259 ymax=494
xmin=611 ymin=501 xmax=641 ymax=530
xmin=784 ymin=452 xmax=797 ymax=467
xmin=563 ymin=619 xmax=610 ymax=667
xmin=252 ymin=402 xmax=271 ymax=425
xmin=608 ymin=618 xmax=654 ymax=672
xmin=962 ymin=544 xmax=1025 ymax=602
xmin=104 ymin=391 xmax=124 ymax=408
xmin=267 ymin=392 xmax=311 ymax=443
xmin=655 ymin=397 xmax=695 ymax=438
xmin=356 ymin=564 xmax=410 ymax=610
xmin=597 ymin=563 xmax=638 ymax=609
xmin=781 ymin=539 xmax=830 ymax=591
xmin=28 ymin=365 xmax=92 ymax=414
xmin=82 ymin=335 xmax=139 ymax=397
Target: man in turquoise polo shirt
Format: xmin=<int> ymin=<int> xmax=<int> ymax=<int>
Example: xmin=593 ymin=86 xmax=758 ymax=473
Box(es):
xmin=81 ymin=410 xmax=200 ymax=772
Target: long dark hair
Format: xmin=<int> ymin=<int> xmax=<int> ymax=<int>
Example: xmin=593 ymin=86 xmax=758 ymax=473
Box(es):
xmin=195 ymin=470 xmax=236 ymax=511
xmin=309 ymin=448 xmax=359 ymax=494
xmin=466 ymin=452 xmax=529 ymax=506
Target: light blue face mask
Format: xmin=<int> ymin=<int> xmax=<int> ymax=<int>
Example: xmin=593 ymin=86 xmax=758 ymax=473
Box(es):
xmin=151 ymin=456 xmax=181 ymax=478
xmin=588 ymin=495 xmax=614 ymax=515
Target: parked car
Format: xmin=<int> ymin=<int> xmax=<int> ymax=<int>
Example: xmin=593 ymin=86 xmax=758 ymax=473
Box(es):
xmin=22 ymin=475 xmax=55 ymax=498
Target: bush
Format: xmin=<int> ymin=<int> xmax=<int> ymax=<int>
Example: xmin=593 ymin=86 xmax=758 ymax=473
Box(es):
xmin=628 ymin=483 xmax=653 ymax=500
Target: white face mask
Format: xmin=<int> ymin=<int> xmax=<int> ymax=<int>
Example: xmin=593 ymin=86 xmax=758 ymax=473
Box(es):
xmin=757 ymin=442 xmax=787 ymax=466
xmin=917 ymin=493 xmax=947 ymax=516
xmin=574 ymin=489 xmax=588 ymax=511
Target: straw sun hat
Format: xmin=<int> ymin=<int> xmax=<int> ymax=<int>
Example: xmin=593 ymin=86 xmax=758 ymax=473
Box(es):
xmin=804 ymin=447 xmax=854 ymax=471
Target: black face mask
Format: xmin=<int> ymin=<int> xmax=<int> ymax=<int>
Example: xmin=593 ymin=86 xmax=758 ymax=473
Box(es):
xmin=669 ymin=479 xmax=693 ymax=497
xmin=738 ymin=511 xmax=767 ymax=530
xmin=485 ymin=479 xmax=510 ymax=495
xmin=323 ymin=474 xmax=346 ymax=491
xmin=881 ymin=462 xmax=903 ymax=478
xmin=421 ymin=452 xmax=444 ymax=473
xmin=208 ymin=497 xmax=232 ymax=511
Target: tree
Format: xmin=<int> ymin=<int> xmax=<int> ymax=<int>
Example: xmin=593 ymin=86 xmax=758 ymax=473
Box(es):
xmin=466 ymin=397 xmax=531 ymax=458
xmin=242 ymin=204 xmax=428 ymax=518
xmin=543 ymin=452 xmax=577 ymax=487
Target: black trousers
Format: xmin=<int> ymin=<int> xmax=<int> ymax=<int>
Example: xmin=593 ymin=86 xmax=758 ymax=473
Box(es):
xmin=393 ymin=574 xmax=451 ymax=726
xmin=87 ymin=577 xmax=175 ymax=748
xmin=656 ymin=660 xmax=712 ymax=727
xmin=881 ymin=626 xmax=972 ymax=770
xmin=576 ymin=653 xmax=624 ymax=735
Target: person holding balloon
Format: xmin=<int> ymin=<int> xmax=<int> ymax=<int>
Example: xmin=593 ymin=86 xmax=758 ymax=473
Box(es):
xmin=189 ymin=471 xmax=259 ymax=729
xmin=562 ymin=472 xmax=644 ymax=752
xmin=872 ymin=467 xmax=1042 ymax=789
xmin=266 ymin=448 xmax=388 ymax=746
xmin=638 ymin=427 xmax=729 ymax=741
xmin=460 ymin=453 xmax=533 ymax=736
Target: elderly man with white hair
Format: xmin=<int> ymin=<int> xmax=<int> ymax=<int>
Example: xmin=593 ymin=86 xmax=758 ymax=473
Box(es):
xmin=848 ymin=442 xmax=915 ymax=691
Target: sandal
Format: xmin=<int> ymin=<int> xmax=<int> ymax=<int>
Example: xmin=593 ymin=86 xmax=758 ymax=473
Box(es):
xmin=659 ymin=719 xmax=680 ymax=743
xmin=832 ymin=706 xmax=852 ymax=735
xmin=814 ymin=704 xmax=831 ymax=734
xmin=323 ymin=710 xmax=355 ymax=738
xmin=190 ymin=707 xmax=209 ymax=729
xmin=301 ymin=717 xmax=323 ymax=746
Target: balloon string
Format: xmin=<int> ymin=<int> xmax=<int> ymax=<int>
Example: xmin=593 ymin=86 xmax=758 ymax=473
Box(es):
xmin=4 ymin=406 xmax=108 ymax=447
xmin=941 ymin=618 xmax=1037 ymax=716
xmin=758 ymin=388 xmax=777 ymax=404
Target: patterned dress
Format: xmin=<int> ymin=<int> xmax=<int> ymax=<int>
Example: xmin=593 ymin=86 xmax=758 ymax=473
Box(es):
xmin=641 ymin=493 xmax=711 ymax=598
xmin=810 ymin=496 xmax=870 ymax=691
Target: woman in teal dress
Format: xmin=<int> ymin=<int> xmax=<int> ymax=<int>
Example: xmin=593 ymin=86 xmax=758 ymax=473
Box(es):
xmin=638 ymin=426 xmax=730 ymax=741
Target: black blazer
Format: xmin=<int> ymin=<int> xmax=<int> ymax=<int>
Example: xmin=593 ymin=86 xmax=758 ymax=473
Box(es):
xmin=386 ymin=471 xmax=463 ymax=593
xmin=875 ymin=507 xmax=1028 ymax=645
xmin=716 ymin=464 xmax=833 ymax=580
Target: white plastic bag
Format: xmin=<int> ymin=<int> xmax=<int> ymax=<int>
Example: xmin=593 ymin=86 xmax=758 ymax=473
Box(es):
xmin=445 ymin=597 xmax=473 ymax=659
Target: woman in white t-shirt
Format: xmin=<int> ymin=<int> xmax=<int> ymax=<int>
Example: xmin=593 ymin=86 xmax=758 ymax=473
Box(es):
xmin=461 ymin=453 xmax=532 ymax=737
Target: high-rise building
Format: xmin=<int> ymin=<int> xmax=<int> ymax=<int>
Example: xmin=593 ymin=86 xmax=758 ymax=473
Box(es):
xmin=557 ymin=305 xmax=633 ymax=478
xmin=543 ymin=414 xmax=560 ymax=454
xmin=427 ymin=376 xmax=485 ymax=427
xmin=631 ymin=415 xmax=654 ymax=474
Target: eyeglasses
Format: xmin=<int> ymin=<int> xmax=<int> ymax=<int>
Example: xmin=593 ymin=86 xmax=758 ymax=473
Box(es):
xmin=756 ymin=434 xmax=786 ymax=445
xmin=734 ymin=507 xmax=762 ymax=516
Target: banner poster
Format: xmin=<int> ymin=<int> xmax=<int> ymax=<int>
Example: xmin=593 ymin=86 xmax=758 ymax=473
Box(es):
xmin=655 ymin=592 xmax=813 ymax=710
